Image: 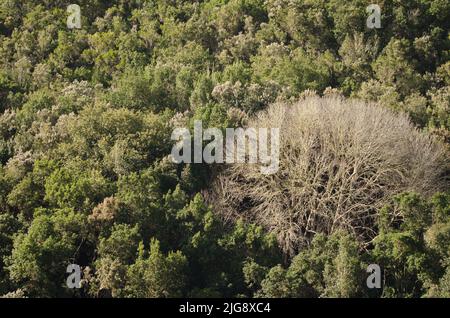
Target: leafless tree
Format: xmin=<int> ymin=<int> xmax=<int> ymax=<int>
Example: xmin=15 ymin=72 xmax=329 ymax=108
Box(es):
xmin=208 ymin=96 xmax=449 ymax=255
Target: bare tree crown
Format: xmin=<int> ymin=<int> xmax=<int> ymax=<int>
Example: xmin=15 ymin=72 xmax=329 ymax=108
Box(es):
xmin=210 ymin=96 xmax=449 ymax=255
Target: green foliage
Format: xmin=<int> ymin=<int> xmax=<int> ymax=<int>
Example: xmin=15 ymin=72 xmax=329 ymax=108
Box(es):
xmin=255 ymin=232 xmax=364 ymax=298
xmin=98 ymin=224 xmax=141 ymax=264
xmin=0 ymin=0 xmax=448 ymax=298
xmin=251 ymin=45 xmax=334 ymax=95
xmin=371 ymin=192 xmax=450 ymax=297
xmin=44 ymin=165 xmax=114 ymax=212
xmin=125 ymin=239 xmax=188 ymax=298
xmin=6 ymin=208 xmax=87 ymax=297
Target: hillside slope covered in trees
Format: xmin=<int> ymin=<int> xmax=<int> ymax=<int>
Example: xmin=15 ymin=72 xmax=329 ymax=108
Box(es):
xmin=0 ymin=0 xmax=449 ymax=298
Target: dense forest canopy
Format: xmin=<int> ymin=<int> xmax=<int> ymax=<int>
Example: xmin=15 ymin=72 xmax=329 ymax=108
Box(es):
xmin=0 ymin=0 xmax=449 ymax=298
